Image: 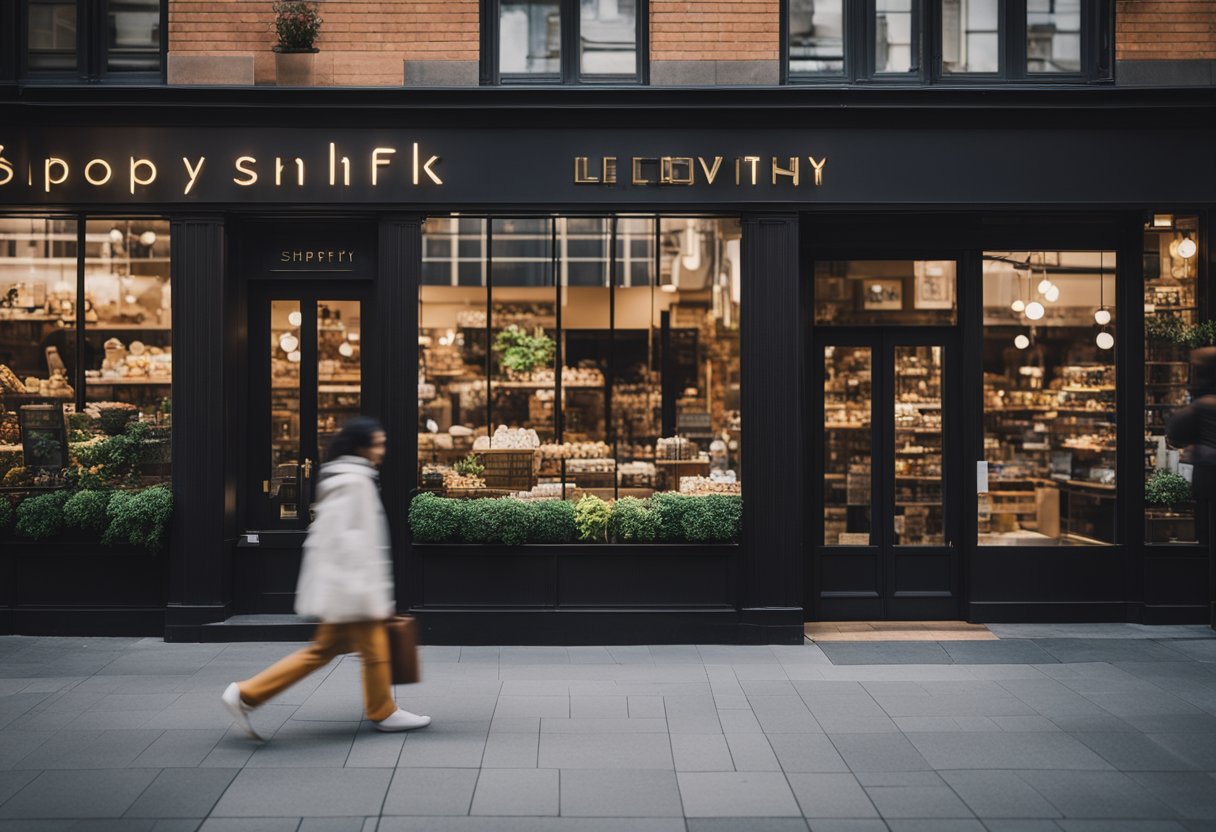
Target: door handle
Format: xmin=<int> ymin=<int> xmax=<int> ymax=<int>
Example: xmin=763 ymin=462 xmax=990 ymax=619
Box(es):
xmin=302 ymin=458 xmax=313 ymax=480
xmin=262 ymin=479 xmax=270 ymax=494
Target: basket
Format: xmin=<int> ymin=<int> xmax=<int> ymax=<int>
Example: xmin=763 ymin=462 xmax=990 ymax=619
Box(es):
xmin=479 ymin=448 xmax=539 ymax=490
xmin=445 ymin=486 xmax=513 ymax=500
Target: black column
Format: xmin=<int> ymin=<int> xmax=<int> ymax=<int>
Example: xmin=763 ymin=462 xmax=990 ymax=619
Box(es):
xmin=378 ymin=217 xmax=422 ymax=611
xmin=740 ymin=214 xmax=804 ymax=643
xmin=166 ymin=216 xmax=231 ymax=640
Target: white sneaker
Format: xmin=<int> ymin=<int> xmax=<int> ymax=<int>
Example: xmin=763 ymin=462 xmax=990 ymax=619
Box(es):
xmin=374 ymin=709 xmax=431 ymax=732
xmin=221 ymin=682 xmax=263 ymax=741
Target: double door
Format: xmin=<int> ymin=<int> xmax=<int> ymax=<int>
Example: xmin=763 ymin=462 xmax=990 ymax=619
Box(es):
xmin=813 ymin=329 xmax=961 ymax=620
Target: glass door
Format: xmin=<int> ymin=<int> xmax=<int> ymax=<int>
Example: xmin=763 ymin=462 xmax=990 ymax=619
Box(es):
xmin=251 ymin=285 xmax=368 ymax=530
xmin=815 ymin=330 xmax=960 ymax=620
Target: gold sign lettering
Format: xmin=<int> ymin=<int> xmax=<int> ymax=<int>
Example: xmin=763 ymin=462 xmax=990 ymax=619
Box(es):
xmin=371 ymin=147 xmax=395 ymax=186
xmin=276 ymin=157 xmax=305 ymax=187
xmin=329 ymin=142 xmax=351 ymax=186
xmin=698 ymin=156 xmax=723 ymax=184
xmin=279 ymin=249 xmax=356 ymax=265
xmin=772 ymin=156 xmax=799 ymax=186
xmin=412 ymin=143 xmax=442 ymax=185
xmin=233 ymin=156 xmax=257 ymax=187
xmin=574 ymin=156 xmax=598 ymax=184
xmin=631 ymin=157 xmax=657 ymax=185
xmin=129 ymin=158 xmax=157 ymax=194
xmin=84 ymin=159 xmax=113 ymax=186
xmin=660 ymin=157 xmax=695 ymax=186
xmin=182 ymin=156 xmax=206 ymax=195
xmin=808 ymin=155 xmax=827 ymax=186
xmin=0 ymin=146 xmax=11 ymax=187
xmin=44 ymin=158 xmax=68 ymax=193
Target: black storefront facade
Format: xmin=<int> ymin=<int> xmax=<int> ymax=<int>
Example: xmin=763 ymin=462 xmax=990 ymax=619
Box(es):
xmin=1 ymin=87 xmax=1213 ymax=644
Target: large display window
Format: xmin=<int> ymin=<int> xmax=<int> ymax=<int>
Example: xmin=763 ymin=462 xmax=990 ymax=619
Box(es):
xmin=0 ymin=215 xmax=171 ymax=544
xmin=979 ymin=250 xmax=1116 ymax=545
xmin=415 ymin=215 xmax=741 ymax=544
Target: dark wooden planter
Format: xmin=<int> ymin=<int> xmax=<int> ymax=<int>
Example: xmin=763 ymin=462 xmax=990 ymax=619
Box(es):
xmin=1 ymin=538 xmax=166 ymax=636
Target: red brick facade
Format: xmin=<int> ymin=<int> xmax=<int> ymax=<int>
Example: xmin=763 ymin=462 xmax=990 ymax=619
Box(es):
xmin=649 ymin=0 xmax=779 ymax=62
xmin=169 ymin=0 xmax=479 ymax=85
xmin=1116 ymin=0 xmax=1216 ymax=61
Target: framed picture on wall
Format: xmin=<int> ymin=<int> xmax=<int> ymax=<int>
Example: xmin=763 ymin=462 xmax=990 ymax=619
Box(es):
xmin=862 ymin=279 xmax=902 ymax=310
xmin=914 ymin=262 xmax=955 ymax=309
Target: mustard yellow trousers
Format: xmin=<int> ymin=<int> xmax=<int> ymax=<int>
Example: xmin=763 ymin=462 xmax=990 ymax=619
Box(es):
xmin=237 ymin=620 xmax=396 ymax=722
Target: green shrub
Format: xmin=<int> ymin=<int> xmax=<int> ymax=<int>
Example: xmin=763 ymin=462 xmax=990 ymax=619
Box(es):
xmin=0 ymin=497 xmax=13 ymax=531
xmin=680 ymin=494 xmax=743 ymax=543
xmin=649 ymin=492 xmax=686 ymax=542
xmin=63 ymin=490 xmax=114 ymax=535
xmin=484 ymin=497 xmax=531 ymax=546
xmin=408 ymin=492 xmax=461 ymax=543
xmin=103 ymin=486 xmax=173 ymax=551
xmin=527 ymin=499 xmax=576 ymax=543
xmin=608 ymin=496 xmax=656 ymax=543
xmin=15 ymin=491 xmax=70 ymax=540
xmin=493 ymin=325 xmax=555 ymax=376
xmin=1146 ymin=470 xmax=1192 ymax=507
xmin=574 ymin=495 xmax=611 ymax=543
xmin=75 ymin=421 xmax=153 ymax=483
xmin=453 ymin=454 xmax=484 ymax=477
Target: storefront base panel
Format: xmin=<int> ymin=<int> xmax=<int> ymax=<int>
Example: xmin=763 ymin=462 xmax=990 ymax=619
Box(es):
xmin=415 ymin=608 xmax=805 ymax=646
xmin=2 ymin=543 xmax=167 ymax=637
xmin=970 ymin=601 xmax=1134 ymax=623
xmin=1139 ymin=604 xmax=1213 ymax=625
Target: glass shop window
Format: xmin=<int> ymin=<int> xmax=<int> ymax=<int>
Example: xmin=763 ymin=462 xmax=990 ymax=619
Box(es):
xmin=23 ymin=0 xmax=164 ymax=79
xmin=942 ymin=0 xmax=1000 ymax=74
xmin=1026 ymin=0 xmax=1080 ymax=74
xmin=814 ymin=260 xmax=957 ymax=326
xmin=979 ymin=250 xmax=1116 ymax=546
xmin=0 ymin=216 xmax=171 ymax=509
xmin=26 ymin=0 xmax=78 ymax=72
xmin=788 ymin=0 xmax=845 ymax=77
xmin=495 ymin=0 xmax=641 ymax=82
xmin=418 ymin=215 xmax=741 ymax=520
xmin=1144 ymin=215 xmax=1201 ymax=545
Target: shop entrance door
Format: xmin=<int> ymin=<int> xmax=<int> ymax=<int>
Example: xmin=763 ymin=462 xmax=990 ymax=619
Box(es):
xmin=812 ymin=329 xmax=962 ymax=620
xmin=241 ymin=284 xmax=370 ymax=613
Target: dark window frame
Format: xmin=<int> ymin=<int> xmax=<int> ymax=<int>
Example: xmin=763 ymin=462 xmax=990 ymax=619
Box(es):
xmin=782 ymin=0 xmax=1112 ymax=85
xmin=15 ymin=0 xmax=167 ymax=83
xmin=480 ymin=0 xmax=649 ymax=85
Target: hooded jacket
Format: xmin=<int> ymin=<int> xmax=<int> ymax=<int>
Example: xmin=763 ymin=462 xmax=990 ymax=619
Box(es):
xmin=294 ymin=455 xmax=395 ymax=622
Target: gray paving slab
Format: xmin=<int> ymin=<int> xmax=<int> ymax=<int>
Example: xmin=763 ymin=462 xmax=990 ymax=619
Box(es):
xmin=1129 ymin=772 xmax=1216 ymax=819
xmin=344 ymin=721 xmax=407 ymax=768
xmin=480 ymin=728 xmax=538 ymax=767
xmin=0 ymin=768 xmax=161 ymax=818
xmin=560 ymin=769 xmax=684 ymax=817
xmin=469 ymin=767 xmax=558 ymax=816
xmin=0 ymin=770 xmax=39 ymax=805
xmin=382 ymin=767 xmax=478 ymax=815
xmin=395 ymin=724 xmax=489 ymax=768
xmin=749 ymin=696 xmax=823 ymax=733
xmin=904 ymin=730 xmax=1114 ymax=770
xmin=537 ymin=732 xmax=674 ymax=769
xmin=246 ymin=721 xmax=358 ymax=767
xmin=378 ymin=819 xmax=685 ymax=832
xmin=677 ymin=772 xmax=802 ymax=817
xmin=1016 ymin=770 xmax=1179 ymax=819
xmin=785 ymin=772 xmax=879 ymax=819
xmin=828 ymin=733 xmax=933 ymax=772
xmin=818 ymin=644 xmax=954 ymax=665
xmin=628 ymin=696 xmax=666 ymax=719
xmin=864 ymin=784 xmax=974 ymax=819
xmin=940 ymin=641 xmax=1059 ymax=665
xmin=125 ymin=768 xmax=240 ymax=818
xmin=689 ymin=821 xmax=810 ymax=832
xmin=1073 ymin=731 xmax=1199 ymax=771
xmin=297 ymin=818 xmax=372 ymax=832
xmin=671 ymin=733 xmax=734 ymax=771
xmin=1144 ymin=732 xmax=1216 ymax=769
xmin=199 ymin=820 xmax=300 ymax=832
xmin=211 ymin=767 xmax=391 ymax=817
xmin=724 ymin=733 xmax=781 ymax=771
xmin=767 ymin=733 xmax=850 ymax=772
xmin=131 ymin=730 xmax=230 ymax=768
xmin=937 ymin=770 xmax=1062 ymax=819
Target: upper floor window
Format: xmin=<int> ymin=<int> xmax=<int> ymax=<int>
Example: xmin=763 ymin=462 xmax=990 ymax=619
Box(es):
xmin=21 ymin=0 xmax=164 ymax=80
xmin=482 ymin=0 xmax=647 ymax=84
xmin=786 ymin=0 xmax=1111 ymax=84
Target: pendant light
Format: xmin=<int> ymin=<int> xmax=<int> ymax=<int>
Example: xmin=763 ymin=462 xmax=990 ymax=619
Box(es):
xmin=1014 ymin=334 xmax=1030 ymax=350
xmin=1094 ymin=252 xmax=1111 ymax=326
xmin=1025 ymin=301 xmax=1045 ymax=321
xmin=1010 ymin=267 xmax=1026 ymax=313
xmin=1177 ymin=234 xmax=1198 ymax=260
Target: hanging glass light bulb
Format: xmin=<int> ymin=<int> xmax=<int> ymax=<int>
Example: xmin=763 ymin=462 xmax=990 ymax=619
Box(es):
xmin=1014 ymin=334 xmax=1030 ymax=350
xmin=1094 ymin=252 xmax=1111 ymax=325
xmin=338 ymin=342 xmax=354 ymax=358
xmin=1011 ymin=299 xmax=1025 ymax=313
xmin=287 ymin=310 xmax=303 ymax=327
xmin=1038 ymin=276 xmax=1053 ymax=294
xmin=1178 ymin=235 xmax=1198 ymax=259
xmin=1096 ymin=330 xmax=1114 ymax=350
xmin=279 ymin=333 xmax=299 ymax=353
xmin=1044 ymin=284 xmax=1060 ymax=303
xmin=1094 ymin=308 xmax=1111 ymax=325
xmin=1025 ymin=301 xmax=1045 ymax=321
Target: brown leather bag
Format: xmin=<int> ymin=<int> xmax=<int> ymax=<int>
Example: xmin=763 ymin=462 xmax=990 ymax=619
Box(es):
xmin=386 ymin=615 xmax=421 ymax=684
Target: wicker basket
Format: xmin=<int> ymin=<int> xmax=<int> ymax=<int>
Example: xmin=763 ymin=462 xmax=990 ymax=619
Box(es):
xmin=479 ymin=448 xmax=539 ymax=490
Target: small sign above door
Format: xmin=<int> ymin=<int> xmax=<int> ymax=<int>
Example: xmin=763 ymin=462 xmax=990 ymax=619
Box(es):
xmin=242 ymin=221 xmax=377 ymax=279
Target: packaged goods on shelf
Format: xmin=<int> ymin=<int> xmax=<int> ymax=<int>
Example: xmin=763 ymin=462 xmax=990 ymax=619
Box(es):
xmin=657 ymin=435 xmax=698 ymax=460
xmin=678 ymin=475 xmax=740 ymax=495
xmin=538 ymin=441 xmax=611 ymax=461
xmin=565 ymin=458 xmax=614 ymax=473
xmin=617 ymin=461 xmax=656 ymax=487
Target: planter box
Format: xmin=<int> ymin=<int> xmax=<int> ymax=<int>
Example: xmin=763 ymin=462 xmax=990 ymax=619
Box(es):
xmin=412 ymin=543 xmax=737 ymax=609
xmin=274 ymin=49 xmax=319 ymax=86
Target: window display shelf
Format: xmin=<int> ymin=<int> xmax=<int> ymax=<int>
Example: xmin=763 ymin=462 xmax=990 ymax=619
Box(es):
xmin=87 ymin=377 xmax=172 ymax=386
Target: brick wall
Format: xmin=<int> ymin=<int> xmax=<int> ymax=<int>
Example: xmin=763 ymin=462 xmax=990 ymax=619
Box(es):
xmin=169 ymin=0 xmax=479 ymax=85
xmin=650 ymin=0 xmax=780 ymax=62
xmin=1116 ymin=0 xmax=1216 ymax=61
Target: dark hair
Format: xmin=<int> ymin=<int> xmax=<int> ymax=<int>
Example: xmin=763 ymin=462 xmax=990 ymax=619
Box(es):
xmin=327 ymin=417 xmax=385 ymax=460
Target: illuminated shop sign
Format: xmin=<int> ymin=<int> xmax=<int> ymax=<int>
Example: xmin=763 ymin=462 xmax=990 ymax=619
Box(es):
xmin=573 ymin=155 xmax=827 ymax=187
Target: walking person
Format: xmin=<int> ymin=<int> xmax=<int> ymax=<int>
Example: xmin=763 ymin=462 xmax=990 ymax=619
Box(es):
xmin=1165 ymin=347 xmax=1216 ymax=630
xmin=221 ymin=418 xmax=431 ymax=739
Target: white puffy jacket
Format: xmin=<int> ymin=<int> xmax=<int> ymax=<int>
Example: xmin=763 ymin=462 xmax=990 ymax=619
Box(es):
xmin=294 ymin=455 xmax=395 ymax=623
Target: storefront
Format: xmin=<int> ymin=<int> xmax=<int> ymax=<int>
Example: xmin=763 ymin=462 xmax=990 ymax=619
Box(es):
xmin=0 ymin=88 xmax=1213 ymax=642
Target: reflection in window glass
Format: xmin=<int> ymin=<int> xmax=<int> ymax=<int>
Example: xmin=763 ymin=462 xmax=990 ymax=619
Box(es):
xmin=418 ymin=215 xmax=741 ymax=504
xmin=814 ymin=260 xmax=957 ymax=326
xmin=1027 ymin=0 xmax=1080 ymax=73
xmin=269 ymin=300 xmax=302 ymax=520
xmin=789 ymin=0 xmax=845 ymax=76
xmin=875 ymin=0 xmax=915 ymax=74
xmin=1145 ymin=216 xmax=1200 ymax=544
xmin=980 ymin=251 xmax=1117 ymax=546
xmin=942 ymin=0 xmax=1000 ymax=73
xmin=27 ymin=0 xmax=77 ymax=72
xmin=317 ymin=300 xmax=362 ymax=463
xmin=894 ymin=345 xmax=944 ymax=545
xmin=107 ymin=0 xmax=161 ymax=73
xmin=824 ymin=346 xmax=872 ymax=545
xmin=580 ymin=0 xmax=636 ymax=75
xmin=501 ymin=0 xmax=562 ymax=75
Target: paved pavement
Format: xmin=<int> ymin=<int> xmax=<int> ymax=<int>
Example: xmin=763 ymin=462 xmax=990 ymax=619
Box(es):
xmin=0 ymin=625 xmax=1214 ymax=832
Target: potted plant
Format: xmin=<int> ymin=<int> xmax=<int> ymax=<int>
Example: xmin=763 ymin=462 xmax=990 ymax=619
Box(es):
xmin=1145 ymin=470 xmax=1194 ymax=543
xmin=272 ymin=0 xmax=322 ymax=86
xmin=492 ymin=325 xmax=555 ymax=379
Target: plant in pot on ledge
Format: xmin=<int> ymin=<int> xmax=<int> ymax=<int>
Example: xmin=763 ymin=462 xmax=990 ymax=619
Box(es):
xmin=272 ymin=0 xmax=322 ymax=86
xmin=1145 ymin=470 xmax=1194 ymax=543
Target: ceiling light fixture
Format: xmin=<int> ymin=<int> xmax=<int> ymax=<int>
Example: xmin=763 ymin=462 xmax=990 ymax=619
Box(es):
xmin=1014 ymin=334 xmax=1030 ymax=350
xmin=1025 ymin=301 xmax=1045 ymax=321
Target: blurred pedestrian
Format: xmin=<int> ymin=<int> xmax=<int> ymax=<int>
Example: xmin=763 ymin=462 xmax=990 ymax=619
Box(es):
xmin=221 ymin=418 xmax=430 ymax=739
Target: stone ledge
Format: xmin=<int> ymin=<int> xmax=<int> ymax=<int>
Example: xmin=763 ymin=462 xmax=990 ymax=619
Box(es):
xmin=404 ymin=59 xmax=479 ymax=86
xmin=650 ymin=59 xmax=779 ymax=86
xmin=167 ymin=54 xmax=256 ymax=86
xmin=1116 ymin=59 xmax=1214 ymax=87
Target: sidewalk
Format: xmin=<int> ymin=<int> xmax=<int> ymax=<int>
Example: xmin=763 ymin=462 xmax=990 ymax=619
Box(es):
xmin=0 ymin=625 xmax=1213 ymax=831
